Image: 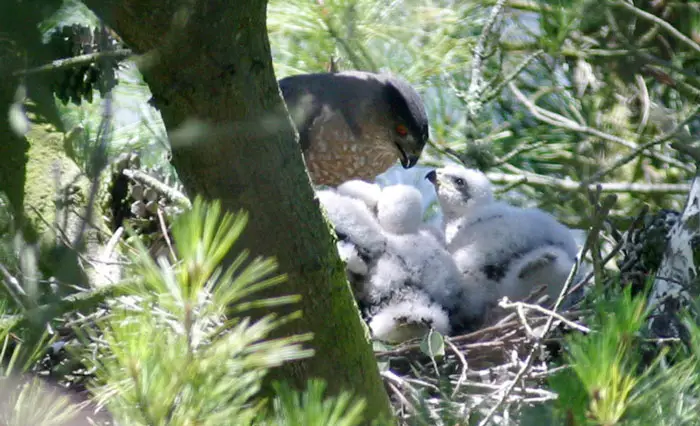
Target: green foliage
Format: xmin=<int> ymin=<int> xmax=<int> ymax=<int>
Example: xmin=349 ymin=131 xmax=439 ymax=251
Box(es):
xmin=552 ymin=287 xmax=647 ymax=424
xmin=550 ymin=287 xmax=700 ymax=426
xmin=6 ymin=0 xmax=700 ymax=424
xmin=0 ymin=302 xmax=86 ymax=426
xmin=87 ymin=197 xmax=315 ymax=425
xmin=266 ymin=380 xmax=367 ymax=426
xmin=0 ymin=196 xmax=372 ymax=425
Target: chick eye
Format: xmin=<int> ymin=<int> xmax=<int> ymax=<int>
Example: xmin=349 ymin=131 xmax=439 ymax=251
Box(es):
xmin=454 ymin=178 xmax=465 ymax=186
xmin=396 ymin=124 xmax=408 ymax=137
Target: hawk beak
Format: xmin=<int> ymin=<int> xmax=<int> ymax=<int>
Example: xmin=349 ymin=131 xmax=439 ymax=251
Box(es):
xmin=425 ymin=170 xmax=437 ymax=184
xmin=395 ymin=143 xmax=412 ymax=169
xmin=395 ymin=138 xmax=423 ymax=169
xmin=403 ymin=154 xmax=420 ymax=169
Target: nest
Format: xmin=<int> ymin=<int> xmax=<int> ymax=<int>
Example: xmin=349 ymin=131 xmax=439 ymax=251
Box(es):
xmin=374 ymin=287 xmax=591 ymax=424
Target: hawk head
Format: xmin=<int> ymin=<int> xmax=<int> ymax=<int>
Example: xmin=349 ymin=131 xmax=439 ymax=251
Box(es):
xmin=380 ymin=75 xmax=429 ymax=169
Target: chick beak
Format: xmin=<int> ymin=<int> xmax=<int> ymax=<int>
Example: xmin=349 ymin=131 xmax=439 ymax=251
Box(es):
xmin=425 ymin=170 xmax=437 ymax=184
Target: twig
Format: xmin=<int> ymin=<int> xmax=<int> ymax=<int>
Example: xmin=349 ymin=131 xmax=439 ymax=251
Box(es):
xmin=482 ymin=0 xmax=547 ymax=13
xmin=0 ymin=263 xmax=28 ymax=309
xmin=487 ymin=171 xmax=690 ymax=194
xmin=477 ymin=345 xmax=538 ymax=426
xmin=483 ymin=49 xmax=544 ymax=104
xmin=635 ymin=74 xmax=651 ymax=134
xmin=611 ymin=0 xmax=700 ymax=56
xmin=582 ymin=105 xmax=700 ymax=185
xmin=466 ymin=0 xmax=509 ymax=121
xmin=588 ymin=189 xmax=606 ymax=285
xmin=121 ymin=169 xmax=192 ymax=208
xmin=499 ymin=301 xmax=590 ymax=333
xmin=492 ymin=140 xmax=548 ymax=167
xmin=382 ymin=371 xmax=418 ymax=413
xmin=508 ymin=82 xmax=694 ymax=172
xmin=12 ymin=49 xmax=133 ymax=77
xmin=568 ymin=224 xmax=628 ymax=296
xmin=100 ymin=227 xmax=124 ymax=264
xmin=672 ymin=141 xmax=700 ymax=164
xmin=513 ymin=300 xmax=536 ymax=337
xmin=28 ymin=205 xmax=74 ymax=249
xmin=93 ymin=226 xmax=125 ymax=287
xmin=157 ymin=207 xmax=177 ymax=262
xmin=445 ymin=338 xmax=468 ymax=398
xmin=478 ymin=194 xmax=608 ymax=425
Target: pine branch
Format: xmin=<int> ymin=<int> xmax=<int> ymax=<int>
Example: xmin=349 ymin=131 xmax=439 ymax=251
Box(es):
xmin=465 ymin=0 xmax=508 ymax=122
xmin=486 ymin=171 xmax=690 ymax=194
xmin=482 ymin=0 xmax=549 ymax=13
xmin=580 ymin=106 xmax=700 ymax=185
xmin=611 ymin=0 xmax=700 ymax=56
xmin=12 ymin=49 xmax=133 ymax=76
xmin=482 ymin=49 xmax=543 ymax=104
xmin=508 ymin=82 xmax=694 ymax=172
xmin=121 ymin=169 xmax=191 ymax=208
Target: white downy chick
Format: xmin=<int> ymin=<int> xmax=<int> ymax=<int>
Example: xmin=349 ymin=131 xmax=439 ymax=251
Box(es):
xmin=427 ymin=165 xmax=578 ymax=324
xmin=362 ymin=251 xmax=411 ymax=306
xmin=356 ymin=246 xmax=453 ymax=342
xmin=316 ymin=189 xmax=388 ymax=300
xmin=426 ymin=165 xmax=494 ymax=247
xmin=383 ymin=233 xmax=486 ymax=333
xmin=373 ymin=182 xmax=486 ymax=331
xmin=503 ymin=245 xmax=577 ymax=302
xmin=336 ymin=179 xmax=382 ymax=212
xmin=376 ymin=184 xmax=424 ymax=234
xmin=376 ymin=183 xmax=446 ymax=244
xmin=336 ymin=240 xmax=368 ymax=276
xmin=367 ymin=286 xmax=451 ymax=344
xmin=316 ymin=189 xmax=386 ymax=259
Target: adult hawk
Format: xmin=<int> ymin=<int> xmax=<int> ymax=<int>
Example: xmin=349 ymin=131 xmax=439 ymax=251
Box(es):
xmin=279 ymin=71 xmax=429 ymax=186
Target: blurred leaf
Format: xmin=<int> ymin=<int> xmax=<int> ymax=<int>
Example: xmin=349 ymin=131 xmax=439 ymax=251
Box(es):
xmin=420 ymin=328 xmax=445 ymax=358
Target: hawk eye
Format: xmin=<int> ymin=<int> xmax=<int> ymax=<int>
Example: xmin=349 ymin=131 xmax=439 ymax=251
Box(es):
xmin=454 ymin=177 xmax=465 ymax=186
xmin=396 ymin=124 xmax=408 ymax=136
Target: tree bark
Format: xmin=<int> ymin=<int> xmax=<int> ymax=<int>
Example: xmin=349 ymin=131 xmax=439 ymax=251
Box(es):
xmin=80 ymin=0 xmax=392 ymax=420
xmin=647 ymin=168 xmax=700 ymax=340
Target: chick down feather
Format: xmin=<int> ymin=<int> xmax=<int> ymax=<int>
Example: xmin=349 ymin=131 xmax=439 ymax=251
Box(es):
xmin=428 ymin=165 xmax=579 ymax=325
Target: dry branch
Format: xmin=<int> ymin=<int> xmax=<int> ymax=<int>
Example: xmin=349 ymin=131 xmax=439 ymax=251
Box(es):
xmin=12 ymin=50 xmax=133 ymax=77
xmin=486 ymin=171 xmax=690 ymax=194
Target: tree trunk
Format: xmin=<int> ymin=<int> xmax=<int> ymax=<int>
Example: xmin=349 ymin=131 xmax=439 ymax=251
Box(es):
xmin=647 ymin=167 xmax=700 ymax=340
xmin=81 ymin=0 xmax=392 ymax=420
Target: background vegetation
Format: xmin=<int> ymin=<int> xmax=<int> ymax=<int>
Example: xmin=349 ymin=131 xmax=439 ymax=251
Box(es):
xmin=1 ymin=0 xmax=699 ymax=424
